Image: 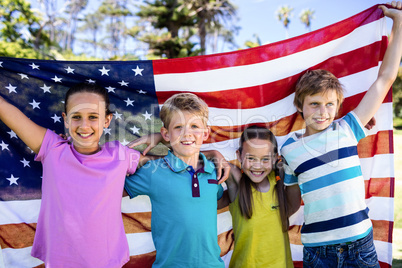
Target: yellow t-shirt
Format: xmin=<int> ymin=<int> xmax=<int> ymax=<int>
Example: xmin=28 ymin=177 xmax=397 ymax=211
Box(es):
xmin=229 ymin=173 xmax=294 ymax=268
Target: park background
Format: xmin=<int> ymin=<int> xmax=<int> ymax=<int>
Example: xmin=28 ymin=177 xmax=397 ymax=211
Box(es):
xmin=1 ymin=0 xmax=401 ymax=266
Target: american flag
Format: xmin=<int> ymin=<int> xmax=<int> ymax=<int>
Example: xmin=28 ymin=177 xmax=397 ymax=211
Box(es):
xmin=0 ymin=5 xmax=394 ymax=268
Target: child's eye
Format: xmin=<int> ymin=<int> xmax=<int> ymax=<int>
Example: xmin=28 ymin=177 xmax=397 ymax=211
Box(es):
xmin=326 ymin=103 xmax=334 ymax=107
xmin=191 ymin=124 xmax=199 ymax=129
xmin=174 ymin=125 xmax=182 ymax=129
xmin=71 ymin=115 xmax=81 ymax=120
xmin=262 ymin=157 xmax=271 ymax=162
xmin=89 ymin=115 xmax=98 ymax=120
xmin=246 ymin=157 xmax=256 ymax=161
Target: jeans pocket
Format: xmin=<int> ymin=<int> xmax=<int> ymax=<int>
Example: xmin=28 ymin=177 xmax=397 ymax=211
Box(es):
xmin=356 ymin=241 xmax=379 ymax=267
xmin=303 ymin=247 xmax=320 ymax=267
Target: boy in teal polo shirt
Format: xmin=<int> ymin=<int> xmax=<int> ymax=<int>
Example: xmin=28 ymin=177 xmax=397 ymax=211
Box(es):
xmin=124 ymin=93 xmax=224 ymax=268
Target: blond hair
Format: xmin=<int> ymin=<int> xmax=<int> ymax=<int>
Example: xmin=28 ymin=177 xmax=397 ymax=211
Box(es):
xmin=294 ymin=69 xmax=344 ymax=112
xmin=159 ymin=93 xmax=209 ymax=128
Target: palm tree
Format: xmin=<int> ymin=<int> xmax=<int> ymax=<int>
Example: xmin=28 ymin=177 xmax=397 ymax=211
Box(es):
xmin=299 ymin=8 xmax=315 ymax=32
xmin=276 ymin=5 xmax=293 ymax=39
xmin=183 ymin=0 xmax=238 ymax=55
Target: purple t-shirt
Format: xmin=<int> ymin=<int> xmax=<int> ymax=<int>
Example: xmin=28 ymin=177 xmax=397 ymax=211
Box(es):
xmin=32 ymin=130 xmax=140 ymax=268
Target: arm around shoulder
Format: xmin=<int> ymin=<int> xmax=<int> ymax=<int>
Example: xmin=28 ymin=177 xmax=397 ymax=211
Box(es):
xmin=0 ymin=96 xmax=46 ymax=154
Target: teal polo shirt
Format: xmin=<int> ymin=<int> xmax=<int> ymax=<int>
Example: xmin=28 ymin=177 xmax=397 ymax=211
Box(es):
xmin=125 ymin=151 xmax=224 ymax=268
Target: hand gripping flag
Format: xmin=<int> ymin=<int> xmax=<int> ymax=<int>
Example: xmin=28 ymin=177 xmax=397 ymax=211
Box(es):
xmin=0 ymin=5 xmax=395 ymax=268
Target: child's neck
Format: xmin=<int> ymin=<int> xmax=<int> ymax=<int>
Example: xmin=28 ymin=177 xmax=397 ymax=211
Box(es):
xmin=173 ymin=151 xmax=202 ymax=170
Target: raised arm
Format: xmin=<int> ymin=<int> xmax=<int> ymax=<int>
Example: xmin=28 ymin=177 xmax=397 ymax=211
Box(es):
xmin=354 ymin=2 xmax=402 ymax=125
xmin=0 ymin=96 xmax=46 ymax=154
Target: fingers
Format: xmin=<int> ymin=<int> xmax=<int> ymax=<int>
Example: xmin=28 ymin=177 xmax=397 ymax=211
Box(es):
xmin=218 ymin=161 xmax=231 ymax=184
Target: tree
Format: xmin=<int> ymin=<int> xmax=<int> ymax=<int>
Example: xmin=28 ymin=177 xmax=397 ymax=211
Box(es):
xmin=393 ymin=67 xmax=402 ymax=118
xmin=97 ymin=0 xmax=133 ymax=58
xmin=183 ymin=0 xmax=238 ymax=55
xmin=63 ymin=0 xmax=89 ymax=51
xmin=78 ymin=12 xmax=104 ymax=58
xmin=0 ymin=0 xmax=51 ymax=58
xmin=136 ymin=0 xmax=199 ymax=58
xmin=276 ymin=5 xmax=293 ymax=39
xmin=299 ymin=8 xmax=315 ymax=32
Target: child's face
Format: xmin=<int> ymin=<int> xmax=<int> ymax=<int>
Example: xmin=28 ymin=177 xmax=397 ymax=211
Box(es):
xmin=237 ymin=138 xmax=277 ymax=184
xmin=62 ymin=92 xmax=112 ymax=155
xmin=298 ymin=90 xmax=339 ymax=136
xmin=161 ymin=111 xmax=210 ymax=163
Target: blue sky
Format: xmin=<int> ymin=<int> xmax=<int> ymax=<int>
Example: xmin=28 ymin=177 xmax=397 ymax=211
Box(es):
xmin=28 ymin=0 xmax=389 ymax=55
xmin=233 ymin=0 xmax=389 ymax=47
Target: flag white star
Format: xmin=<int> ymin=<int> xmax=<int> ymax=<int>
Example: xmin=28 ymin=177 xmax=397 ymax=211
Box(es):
xmin=51 ymin=76 xmax=62 ymax=83
xmin=29 ymin=99 xmax=41 ymax=109
xmin=106 ymin=86 xmax=115 ymax=93
xmin=130 ymin=125 xmax=140 ymax=134
xmin=124 ymin=98 xmax=134 ymax=106
xmin=30 ymin=63 xmax=40 ymax=70
xmin=113 ymin=111 xmax=122 ymax=120
xmin=6 ymin=84 xmax=17 ymax=93
xmin=6 ymin=174 xmax=19 ymax=185
xmin=41 ymin=84 xmax=51 ymax=93
xmin=118 ymin=80 xmax=129 ymax=87
xmin=20 ymin=158 xmax=30 ymax=167
xmin=104 ymin=128 xmax=112 ymax=135
xmin=0 ymin=62 xmax=3 ymax=67
xmin=120 ymin=139 xmax=129 ymax=146
xmin=0 ymin=141 xmax=9 ymax=151
xmin=87 ymin=79 xmax=96 ymax=84
xmin=99 ymin=66 xmax=110 ymax=76
xmin=18 ymin=73 xmax=29 ymax=80
xmin=138 ymin=90 xmax=147 ymax=94
xmin=51 ymin=114 xmax=61 ymax=123
xmin=65 ymin=66 xmax=75 ymax=73
xmin=142 ymin=111 xmax=152 ymax=120
xmin=132 ymin=65 xmax=144 ymax=76
xmin=7 ymin=130 xmax=17 ymax=139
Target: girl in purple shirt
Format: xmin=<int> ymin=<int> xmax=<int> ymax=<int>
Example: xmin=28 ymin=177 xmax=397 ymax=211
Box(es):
xmin=0 ymin=83 xmax=150 ymax=268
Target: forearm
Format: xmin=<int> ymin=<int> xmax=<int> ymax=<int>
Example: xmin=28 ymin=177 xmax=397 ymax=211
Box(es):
xmin=285 ymin=185 xmax=301 ymax=216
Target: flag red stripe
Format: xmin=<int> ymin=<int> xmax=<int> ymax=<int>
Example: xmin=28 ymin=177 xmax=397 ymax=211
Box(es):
xmin=155 ymin=40 xmax=386 ymax=108
xmin=152 ymin=6 xmax=383 ymax=74
xmin=365 ymin=177 xmax=395 ymax=198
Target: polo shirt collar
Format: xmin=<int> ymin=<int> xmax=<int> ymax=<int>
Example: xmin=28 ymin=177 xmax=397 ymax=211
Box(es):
xmin=164 ymin=150 xmax=214 ymax=174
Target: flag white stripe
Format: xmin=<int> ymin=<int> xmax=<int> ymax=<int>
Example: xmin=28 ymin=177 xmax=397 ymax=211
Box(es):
xmin=1 ymin=247 xmax=42 ymax=268
xmin=154 ymin=19 xmax=385 ymax=93
xmin=375 ymin=240 xmax=393 ymax=265
xmin=204 ymin=67 xmax=380 ymax=126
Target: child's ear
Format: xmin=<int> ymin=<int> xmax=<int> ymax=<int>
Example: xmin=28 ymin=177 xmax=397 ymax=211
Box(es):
xmin=160 ymin=127 xmax=170 ymax=142
xmin=104 ymin=114 xmax=113 ymax=128
xmin=62 ymin=112 xmax=69 ymax=129
xmin=203 ymin=126 xmax=210 ymax=141
xmin=236 ymin=149 xmax=242 ymax=163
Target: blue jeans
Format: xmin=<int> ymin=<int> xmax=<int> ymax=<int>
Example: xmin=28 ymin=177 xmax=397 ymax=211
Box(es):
xmin=303 ymin=230 xmax=379 ymax=268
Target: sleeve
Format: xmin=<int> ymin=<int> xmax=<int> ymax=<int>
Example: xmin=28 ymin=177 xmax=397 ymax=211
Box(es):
xmin=124 ymin=160 xmax=154 ymax=198
xmin=283 ymin=161 xmax=298 ymax=186
xmin=217 ymin=184 xmax=224 ymax=200
xmin=35 ymin=129 xmax=62 ymax=162
xmin=125 ymin=146 xmax=141 ymax=175
xmin=342 ymin=111 xmax=367 ymax=142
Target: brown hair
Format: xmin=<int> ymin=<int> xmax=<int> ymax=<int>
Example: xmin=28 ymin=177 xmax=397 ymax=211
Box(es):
xmin=64 ymin=82 xmax=112 ymax=115
xmin=294 ymin=69 xmax=344 ymax=115
xmin=237 ymin=126 xmax=289 ymax=232
xmin=159 ymin=93 xmax=209 ymax=128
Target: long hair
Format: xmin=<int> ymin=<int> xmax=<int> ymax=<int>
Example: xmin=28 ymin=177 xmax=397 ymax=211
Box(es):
xmin=237 ymin=126 xmax=289 ymax=232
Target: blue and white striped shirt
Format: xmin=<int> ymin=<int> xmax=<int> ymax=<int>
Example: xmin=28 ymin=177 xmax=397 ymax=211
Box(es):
xmin=281 ymin=112 xmax=372 ymax=247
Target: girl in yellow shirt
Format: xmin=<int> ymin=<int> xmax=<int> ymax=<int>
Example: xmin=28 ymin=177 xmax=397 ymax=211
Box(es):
xmin=222 ymin=126 xmax=299 ymax=268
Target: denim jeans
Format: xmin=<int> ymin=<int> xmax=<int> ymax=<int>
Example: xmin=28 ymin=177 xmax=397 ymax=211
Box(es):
xmin=303 ymin=230 xmax=379 ymax=268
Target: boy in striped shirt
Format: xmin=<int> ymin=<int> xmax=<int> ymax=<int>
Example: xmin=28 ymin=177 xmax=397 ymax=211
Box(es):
xmin=281 ymin=3 xmax=402 ymax=267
